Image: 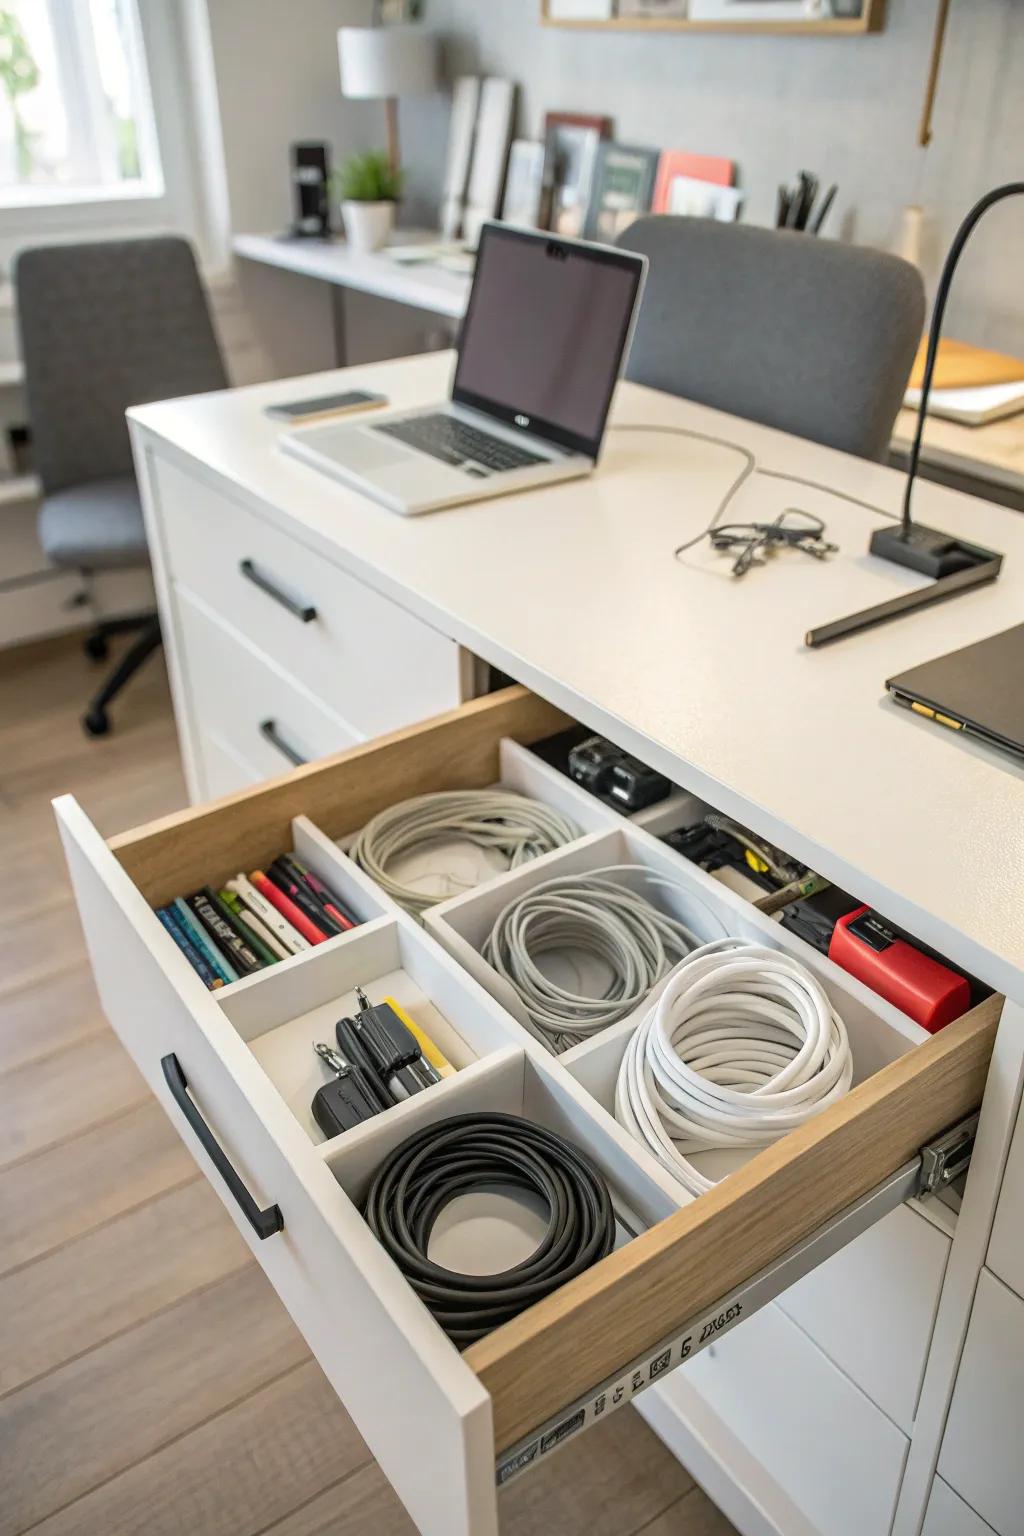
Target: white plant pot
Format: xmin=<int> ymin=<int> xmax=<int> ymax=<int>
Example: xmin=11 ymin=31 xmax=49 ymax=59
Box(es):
xmin=341 ymin=200 xmax=395 ymax=253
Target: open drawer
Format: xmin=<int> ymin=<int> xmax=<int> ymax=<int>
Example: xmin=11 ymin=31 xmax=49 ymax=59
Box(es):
xmin=54 ymin=686 xmax=1002 ymax=1536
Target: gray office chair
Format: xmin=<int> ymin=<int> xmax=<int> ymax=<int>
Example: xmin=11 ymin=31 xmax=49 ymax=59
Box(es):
xmin=618 ymin=217 xmax=925 ymax=461
xmin=15 ymin=236 xmax=228 ymax=736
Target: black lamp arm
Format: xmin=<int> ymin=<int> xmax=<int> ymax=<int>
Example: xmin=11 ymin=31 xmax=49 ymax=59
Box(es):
xmin=903 ymin=181 xmax=1024 ymax=532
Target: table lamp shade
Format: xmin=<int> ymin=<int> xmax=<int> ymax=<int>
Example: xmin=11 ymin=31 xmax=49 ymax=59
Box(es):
xmin=338 ymin=26 xmax=438 ymax=100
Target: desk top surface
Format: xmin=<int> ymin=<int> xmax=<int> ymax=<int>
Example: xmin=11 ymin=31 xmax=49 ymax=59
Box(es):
xmin=131 ymin=353 xmax=1024 ymax=1000
xmin=233 ymin=232 xmax=471 ymax=319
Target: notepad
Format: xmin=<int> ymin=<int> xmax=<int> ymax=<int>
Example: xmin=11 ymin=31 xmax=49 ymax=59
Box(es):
xmin=903 ymin=379 xmax=1024 ymax=427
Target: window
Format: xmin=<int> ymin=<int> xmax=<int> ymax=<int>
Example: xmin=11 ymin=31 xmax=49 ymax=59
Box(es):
xmin=0 ymin=0 xmax=163 ymax=208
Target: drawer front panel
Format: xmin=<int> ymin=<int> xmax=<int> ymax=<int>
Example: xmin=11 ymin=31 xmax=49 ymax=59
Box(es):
xmin=923 ymin=1479 xmax=996 ymax=1536
xmin=54 ymin=798 xmax=499 ymax=1536
xmin=777 ymin=1203 xmax=950 ymax=1434
xmin=987 ymin=1100 xmax=1024 ymax=1300
xmin=938 ymin=1268 xmax=1024 ymax=1536
xmin=194 ymin=727 xmax=263 ymax=800
xmin=175 ymin=589 xmax=360 ymax=785
xmin=151 ymin=453 xmax=465 ymax=738
xmin=683 ymin=1303 xmax=909 ymax=1536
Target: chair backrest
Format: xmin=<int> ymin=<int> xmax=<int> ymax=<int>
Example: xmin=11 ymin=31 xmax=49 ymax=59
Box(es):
xmin=15 ymin=236 xmax=228 ymax=495
xmin=618 ymin=217 xmax=925 ymax=461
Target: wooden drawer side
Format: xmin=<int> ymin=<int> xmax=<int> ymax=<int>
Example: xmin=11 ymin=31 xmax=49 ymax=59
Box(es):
xmin=108 ymin=686 xmax=570 ymax=909
xmin=466 ymin=994 xmax=1002 ymax=1453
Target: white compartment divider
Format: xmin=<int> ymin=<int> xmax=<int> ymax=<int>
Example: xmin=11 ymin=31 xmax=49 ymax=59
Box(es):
xmin=423 ymin=826 xmax=738 ymax=1040
xmin=497 ymin=737 xmax=620 ymax=835
xmin=324 ymin=1046 xmax=683 ymax=1236
xmin=628 ymin=786 xmax=708 ymax=837
xmin=217 ymin=911 xmax=532 ymax=1146
xmin=426 ymin=821 xmax=931 ymax=1082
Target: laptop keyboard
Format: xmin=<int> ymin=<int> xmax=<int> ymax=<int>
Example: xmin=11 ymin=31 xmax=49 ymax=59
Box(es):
xmin=375 ymin=413 xmax=546 ymax=474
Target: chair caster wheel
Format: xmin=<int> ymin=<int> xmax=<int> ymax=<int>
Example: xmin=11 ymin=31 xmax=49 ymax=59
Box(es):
xmin=82 ymin=706 xmax=110 ymax=737
xmin=84 ymin=633 xmax=109 ymax=662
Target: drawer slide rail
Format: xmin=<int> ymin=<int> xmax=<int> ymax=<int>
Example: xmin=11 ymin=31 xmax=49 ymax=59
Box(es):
xmin=495 ymin=1116 xmax=976 ymax=1487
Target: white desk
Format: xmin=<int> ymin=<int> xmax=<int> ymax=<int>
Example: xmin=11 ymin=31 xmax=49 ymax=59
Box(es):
xmin=232 ymin=231 xmax=471 ymax=325
xmin=69 ymin=353 xmax=1024 ymax=1536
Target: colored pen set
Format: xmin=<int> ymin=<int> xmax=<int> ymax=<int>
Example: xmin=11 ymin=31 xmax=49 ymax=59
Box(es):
xmin=155 ymin=853 xmax=363 ymax=990
xmin=311 ymin=989 xmax=455 ymax=1138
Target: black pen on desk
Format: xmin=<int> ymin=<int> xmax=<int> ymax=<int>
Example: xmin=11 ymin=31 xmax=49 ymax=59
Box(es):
xmin=811 ymin=184 xmax=837 ymax=235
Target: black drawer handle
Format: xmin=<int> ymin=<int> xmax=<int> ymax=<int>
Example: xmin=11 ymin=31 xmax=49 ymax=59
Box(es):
xmin=259 ymin=718 xmax=308 ymax=767
xmin=161 ymin=1054 xmax=283 ymax=1240
xmin=239 ymin=558 xmax=317 ymax=623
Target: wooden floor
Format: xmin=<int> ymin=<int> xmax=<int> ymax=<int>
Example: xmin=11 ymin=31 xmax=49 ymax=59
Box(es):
xmin=0 ymin=634 xmax=739 ymax=1536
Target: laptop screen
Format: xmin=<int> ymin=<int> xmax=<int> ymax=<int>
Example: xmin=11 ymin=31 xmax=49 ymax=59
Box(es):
xmin=452 ymin=223 xmax=646 ymax=460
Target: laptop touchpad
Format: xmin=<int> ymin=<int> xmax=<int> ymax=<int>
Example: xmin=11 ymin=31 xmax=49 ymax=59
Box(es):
xmin=315 ymin=424 xmax=417 ymax=471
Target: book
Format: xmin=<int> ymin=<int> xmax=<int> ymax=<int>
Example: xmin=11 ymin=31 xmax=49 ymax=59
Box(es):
xmin=903 ymin=379 xmax=1024 ymax=428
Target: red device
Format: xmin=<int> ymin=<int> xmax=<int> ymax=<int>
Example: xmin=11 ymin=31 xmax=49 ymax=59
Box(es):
xmin=829 ymin=906 xmax=970 ymax=1032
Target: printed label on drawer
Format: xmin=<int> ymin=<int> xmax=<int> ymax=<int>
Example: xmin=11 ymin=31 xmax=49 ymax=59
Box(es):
xmin=495 ymin=1300 xmax=745 ymax=1486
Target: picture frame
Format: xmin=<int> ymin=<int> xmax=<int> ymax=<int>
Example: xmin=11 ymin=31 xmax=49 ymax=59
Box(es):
xmin=542 ymin=112 xmax=613 ymax=237
xmin=501 ymin=140 xmax=547 ymax=229
xmin=616 ymin=0 xmax=688 ymax=16
xmin=547 ymin=0 xmax=614 ymax=15
xmin=687 ymin=0 xmax=837 ymax=21
xmin=583 ymin=141 xmax=659 ymax=243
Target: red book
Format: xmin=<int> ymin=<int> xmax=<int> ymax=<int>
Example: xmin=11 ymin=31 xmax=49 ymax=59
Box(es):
xmin=250 ymin=869 xmax=327 ymax=945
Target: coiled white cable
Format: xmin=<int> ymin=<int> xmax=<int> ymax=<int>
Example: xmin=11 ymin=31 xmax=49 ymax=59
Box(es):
xmin=351 ymin=790 xmax=579 ymax=919
xmin=616 ymin=938 xmax=853 ymax=1196
xmin=483 ymin=865 xmax=724 ymax=1054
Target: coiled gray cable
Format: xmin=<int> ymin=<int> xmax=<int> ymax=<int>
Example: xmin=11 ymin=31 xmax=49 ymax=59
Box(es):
xmin=483 ymin=865 xmax=723 ymax=1053
xmin=351 ymin=789 xmax=579 ymax=919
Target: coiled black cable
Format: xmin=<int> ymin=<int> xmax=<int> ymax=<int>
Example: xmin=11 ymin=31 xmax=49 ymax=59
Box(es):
xmin=363 ymin=1112 xmax=616 ymax=1346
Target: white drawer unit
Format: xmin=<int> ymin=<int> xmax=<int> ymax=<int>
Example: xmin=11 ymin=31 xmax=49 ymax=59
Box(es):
xmin=775 ymin=1203 xmax=950 ymax=1434
xmin=175 ymin=587 xmax=361 ymax=788
xmin=146 ymin=451 xmax=467 ymax=742
xmin=938 ymin=1268 xmax=1024 ymax=1536
xmin=922 ymin=1479 xmax=996 ymax=1536
xmin=987 ymin=1097 xmax=1024 ymax=1300
xmin=679 ymin=1301 xmax=910 ymax=1536
xmin=54 ymin=688 xmax=1001 ymax=1536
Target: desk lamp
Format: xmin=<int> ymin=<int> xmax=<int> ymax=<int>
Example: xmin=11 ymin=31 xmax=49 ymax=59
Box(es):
xmin=337 ymin=20 xmax=438 ymax=179
xmin=807 ymin=183 xmax=1022 ymax=648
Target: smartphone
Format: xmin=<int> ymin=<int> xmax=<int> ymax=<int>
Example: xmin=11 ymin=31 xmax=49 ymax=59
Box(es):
xmin=265 ymin=390 xmax=387 ymax=424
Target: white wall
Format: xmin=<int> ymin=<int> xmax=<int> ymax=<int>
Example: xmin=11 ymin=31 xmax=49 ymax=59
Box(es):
xmin=401 ymin=0 xmax=1024 ymax=355
xmin=203 ymin=0 xmax=380 ymax=380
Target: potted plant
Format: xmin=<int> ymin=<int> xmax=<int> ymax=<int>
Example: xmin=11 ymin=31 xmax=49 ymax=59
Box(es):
xmin=334 ymin=150 xmax=403 ymax=253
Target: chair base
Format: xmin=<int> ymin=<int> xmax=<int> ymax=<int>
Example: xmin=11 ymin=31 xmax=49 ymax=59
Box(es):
xmin=81 ymin=614 xmax=162 ymax=738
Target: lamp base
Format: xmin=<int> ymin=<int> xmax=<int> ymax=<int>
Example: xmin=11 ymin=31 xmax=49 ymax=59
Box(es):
xmin=868 ymin=523 xmax=985 ymax=579
xmin=806 ymin=527 xmax=1003 ymax=648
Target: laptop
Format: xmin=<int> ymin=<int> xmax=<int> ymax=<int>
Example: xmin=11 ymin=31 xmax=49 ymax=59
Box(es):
xmin=279 ymin=222 xmax=647 ymax=515
xmin=887 ymin=623 xmax=1024 ymax=763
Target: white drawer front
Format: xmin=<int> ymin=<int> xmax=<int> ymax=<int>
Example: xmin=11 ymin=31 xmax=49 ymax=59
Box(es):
xmin=938 ymin=1269 xmax=1024 ymax=1536
xmin=150 ymin=452 xmax=464 ymax=738
xmin=777 ymin=1203 xmax=950 ymax=1434
xmin=987 ymin=1101 xmax=1024 ymax=1301
xmin=194 ymin=727 xmax=263 ymax=799
xmin=54 ymin=798 xmax=500 ymax=1536
xmin=922 ymin=1479 xmax=996 ymax=1536
xmin=682 ymin=1302 xmax=909 ymax=1536
xmin=175 ymin=588 xmax=360 ymax=785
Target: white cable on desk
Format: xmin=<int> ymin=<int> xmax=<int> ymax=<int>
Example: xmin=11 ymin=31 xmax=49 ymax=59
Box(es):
xmin=351 ymin=789 xmax=579 ymax=919
xmin=483 ymin=865 xmax=724 ymax=1054
xmin=615 ymin=938 xmax=853 ymax=1196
